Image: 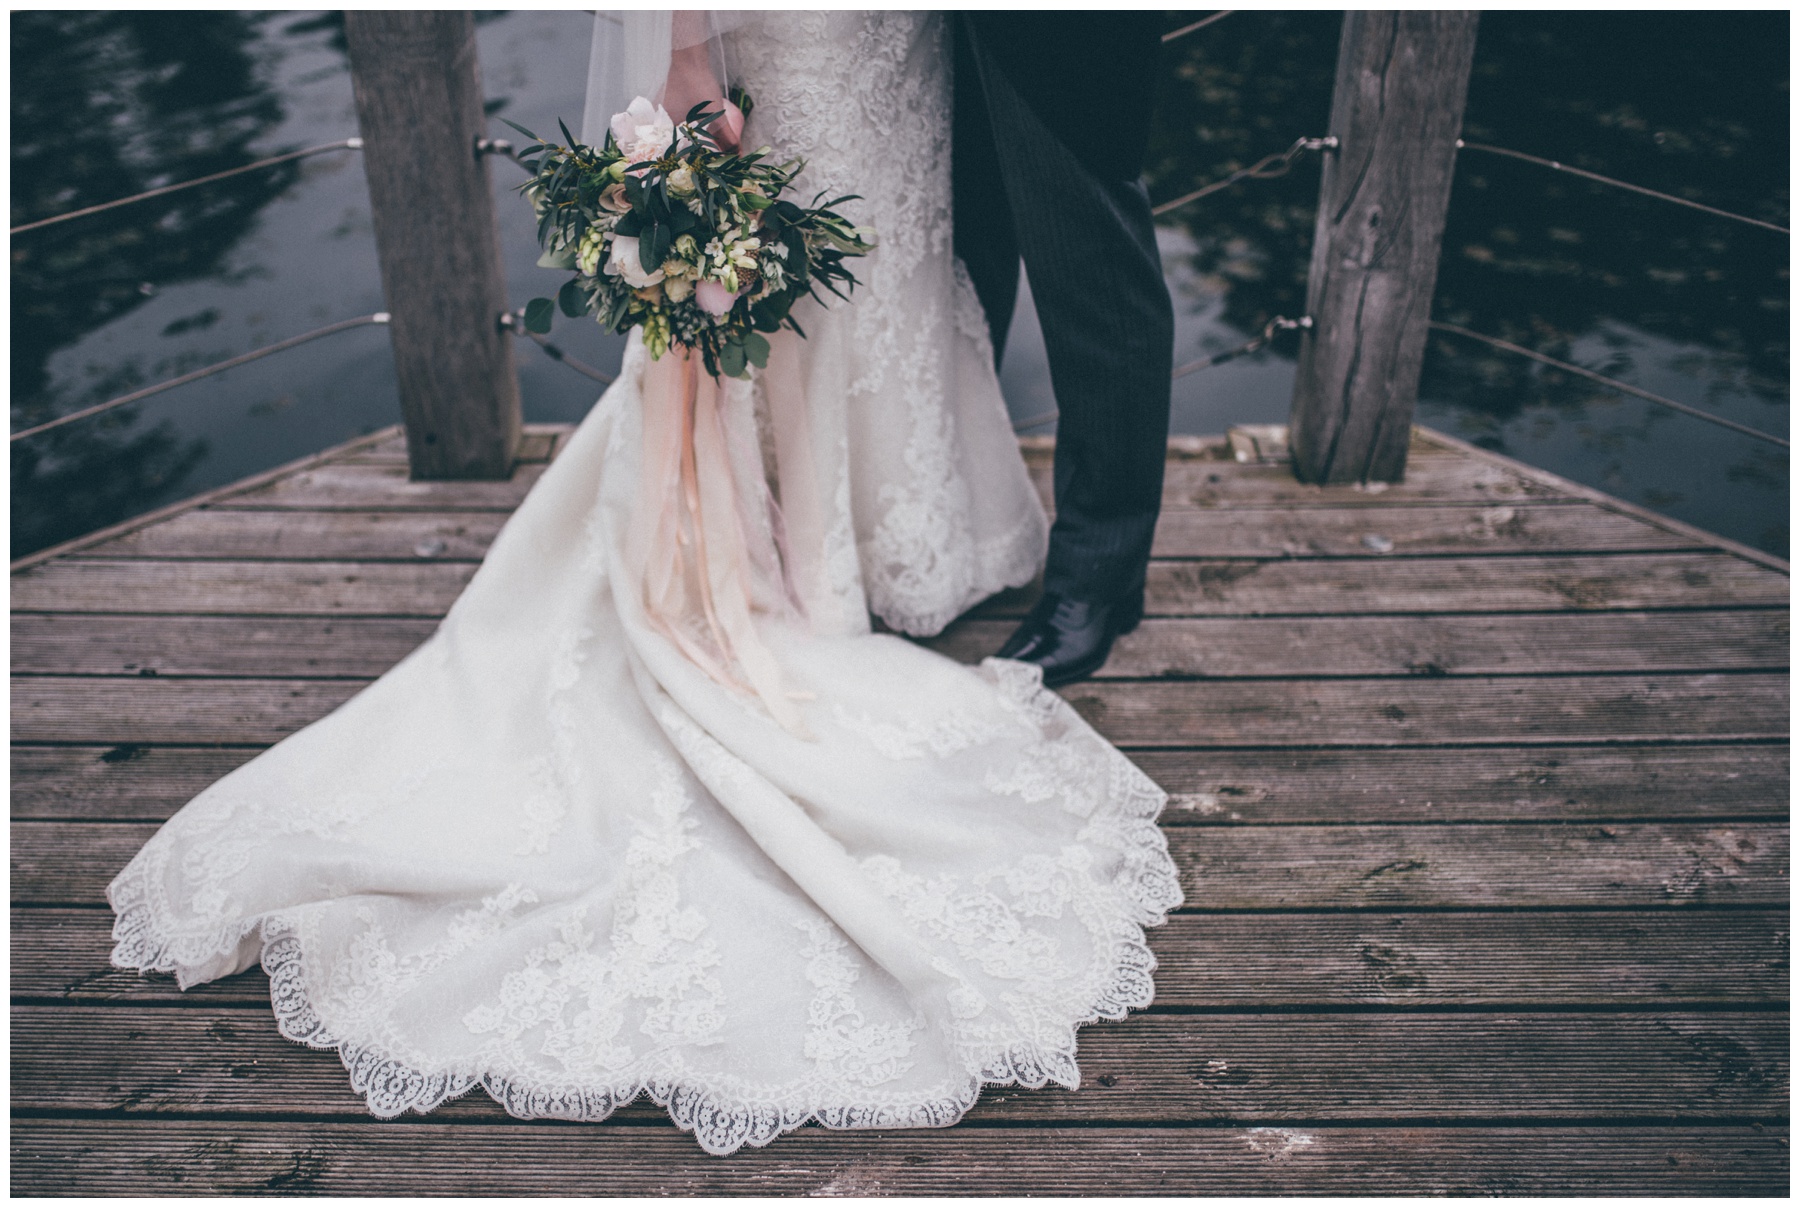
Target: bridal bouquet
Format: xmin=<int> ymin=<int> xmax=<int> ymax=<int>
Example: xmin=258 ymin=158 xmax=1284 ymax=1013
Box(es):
xmin=509 ymin=98 xmax=873 ymax=379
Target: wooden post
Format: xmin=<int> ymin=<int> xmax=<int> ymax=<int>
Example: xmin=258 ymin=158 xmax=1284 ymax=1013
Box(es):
xmin=1288 ymin=12 xmax=1479 ymax=484
xmin=345 ymin=12 xmax=520 ymax=479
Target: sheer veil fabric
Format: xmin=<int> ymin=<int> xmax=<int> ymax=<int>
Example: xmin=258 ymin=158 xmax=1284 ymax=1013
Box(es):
xmin=107 ymin=11 xmax=1182 ymax=1155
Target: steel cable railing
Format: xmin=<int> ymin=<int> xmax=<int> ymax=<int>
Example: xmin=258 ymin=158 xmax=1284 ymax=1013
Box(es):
xmin=1456 ymin=139 xmax=1788 ymax=236
xmin=500 ymin=310 xmax=617 ymax=385
xmin=17 ymin=23 xmax=1784 ymax=457
xmin=1163 ymin=11 xmax=1235 ymax=43
xmin=1151 ymin=136 xmax=1336 ymax=217
xmin=9 ymin=313 xmax=391 ymax=442
xmin=1428 ymin=322 xmax=1787 ymax=448
xmin=10 ymin=139 xmax=365 ymax=235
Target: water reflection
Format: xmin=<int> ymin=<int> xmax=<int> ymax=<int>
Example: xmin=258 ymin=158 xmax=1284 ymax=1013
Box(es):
xmin=1145 ymin=10 xmax=1788 ymax=557
xmin=9 ymin=11 xmax=1789 ymax=561
xmin=11 ymin=10 xmax=294 ymax=552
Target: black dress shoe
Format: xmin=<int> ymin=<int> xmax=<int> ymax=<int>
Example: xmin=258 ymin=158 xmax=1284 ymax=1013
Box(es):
xmin=994 ymin=588 xmax=1144 ymax=687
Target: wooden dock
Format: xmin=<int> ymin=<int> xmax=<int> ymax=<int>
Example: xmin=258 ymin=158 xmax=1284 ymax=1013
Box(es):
xmin=11 ymin=424 xmax=1788 ymax=1195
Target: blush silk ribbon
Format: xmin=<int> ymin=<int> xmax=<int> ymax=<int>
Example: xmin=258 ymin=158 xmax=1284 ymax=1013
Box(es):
xmin=631 ymin=348 xmax=815 ymax=738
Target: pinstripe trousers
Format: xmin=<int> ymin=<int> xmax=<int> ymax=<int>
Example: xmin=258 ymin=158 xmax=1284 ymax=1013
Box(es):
xmin=951 ymin=13 xmax=1175 ymax=605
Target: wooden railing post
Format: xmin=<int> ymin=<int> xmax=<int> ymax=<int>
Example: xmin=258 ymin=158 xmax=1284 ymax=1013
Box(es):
xmin=1288 ymin=11 xmax=1479 ymax=484
xmin=345 ymin=12 xmax=520 ymax=479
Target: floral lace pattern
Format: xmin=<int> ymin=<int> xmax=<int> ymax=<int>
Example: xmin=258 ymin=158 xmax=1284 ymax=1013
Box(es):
xmin=797 ymin=919 xmax=920 ymax=1087
xmin=732 ymin=12 xmax=1048 ymax=636
xmin=464 ymin=753 xmax=726 ymax=1066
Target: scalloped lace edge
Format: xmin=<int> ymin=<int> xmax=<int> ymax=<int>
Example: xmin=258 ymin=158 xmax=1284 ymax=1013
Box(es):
xmin=107 ymin=673 xmax=1181 ymax=1156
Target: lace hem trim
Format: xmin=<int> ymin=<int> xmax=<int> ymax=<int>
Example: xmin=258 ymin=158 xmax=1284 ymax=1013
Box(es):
xmin=106 ymin=666 xmax=1180 ymax=1157
xmin=865 ymin=510 xmax=1047 ymax=639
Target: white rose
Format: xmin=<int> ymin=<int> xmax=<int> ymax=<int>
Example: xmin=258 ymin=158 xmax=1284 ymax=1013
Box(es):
xmin=609 ymin=96 xmax=674 ymax=165
xmin=662 ymin=275 xmax=693 ymax=303
xmin=667 ymin=166 xmax=696 ymax=196
xmin=604 ymin=235 xmax=665 ymax=287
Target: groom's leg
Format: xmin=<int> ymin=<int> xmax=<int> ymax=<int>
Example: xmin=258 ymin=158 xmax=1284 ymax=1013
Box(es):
xmin=951 ymin=16 xmax=1020 ymax=367
xmin=961 ymin=15 xmax=1174 ymax=604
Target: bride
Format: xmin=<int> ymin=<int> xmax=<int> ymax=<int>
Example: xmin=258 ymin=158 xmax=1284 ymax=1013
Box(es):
xmin=108 ymin=11 xmax=1181 ymax=1156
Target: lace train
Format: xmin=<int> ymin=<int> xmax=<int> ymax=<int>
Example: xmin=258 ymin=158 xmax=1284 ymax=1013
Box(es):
xmin=111 ymin=660 xmax=1179 ymax=1155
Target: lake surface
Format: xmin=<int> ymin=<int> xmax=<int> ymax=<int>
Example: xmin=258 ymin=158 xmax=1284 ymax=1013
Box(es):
xmin=12 ymin=10 xmax=1789 ymax=559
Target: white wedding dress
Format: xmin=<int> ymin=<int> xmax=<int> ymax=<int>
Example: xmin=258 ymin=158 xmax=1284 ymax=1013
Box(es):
xmin=109 ymin=11 xmax=1182 ymax=1155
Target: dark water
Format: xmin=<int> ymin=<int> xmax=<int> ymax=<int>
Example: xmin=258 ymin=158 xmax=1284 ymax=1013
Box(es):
xmin=11 ymin=11 xmax=1790 ymax=559
xmin=1143 ymin=10 xmax=1789 ymax=555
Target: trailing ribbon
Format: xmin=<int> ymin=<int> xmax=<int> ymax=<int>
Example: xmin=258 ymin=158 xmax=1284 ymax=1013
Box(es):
xmin=633 ymin=348 xmax=815 ymax=738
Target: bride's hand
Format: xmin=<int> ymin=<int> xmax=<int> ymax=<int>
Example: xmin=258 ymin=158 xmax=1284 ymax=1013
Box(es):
xmin=665 ymin=41 xmax=743 ymax=153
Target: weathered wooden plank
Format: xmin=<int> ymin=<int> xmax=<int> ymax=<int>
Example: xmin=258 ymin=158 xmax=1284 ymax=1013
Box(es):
xmin=11 ymin=560 xmax=476 ymax=616
xmin=1028 ymin=447 xmax=1567 ymax=509
xmin=1133 ymin=745 xmax=1791 ymax=824
xmin=17 ymin=821 xmax=1785 ymax=909
xmin=20 ymin=743 xmax=1783 ymax=826
xmin=1063 ymin=553 xmax=1787 ymax=616
xmin=1152 ymin=502 xmax=1695 ymax=557
xmin=17 ymin=907 xmax=1784 ymax=1009
xmin=341 ymin=424 xmax=567 ymax=465
xmin=84 ymin=510 xmax=506 ymax=561
xmin=12 ymin=1118 xmax=1787 ymax=1197
xmin=928 ymin=611 xmax=1789 ymax=678
xmin=12 ymin=679 xmax=365 ymax=745
xmin=185 ymin=442 xmax=1561 ymax=516
xmin=13 ymin=673 xmax=1786 ymax=747
xmin=19 ymin=610 xmax=1785 ymax=681
xmin=11 ymin=1005 xmax=1786 ymax=1122
xmin=16 ymin=552 xmax=1785 ymax=617
xmin=11 ymin=746 xmax=263 ymax=821
xmin=1418 ymin=424 xmax=1792 ymax=574
xmin=12 ymin=615 xmax=439 ymax=678
xmin=206 ymin=461 xmax=548 ymax=511
xmin=1058 ymin=673 xmax=1789 ymax=747
xmin=74 ymin=502 xmax=1687 ymax=563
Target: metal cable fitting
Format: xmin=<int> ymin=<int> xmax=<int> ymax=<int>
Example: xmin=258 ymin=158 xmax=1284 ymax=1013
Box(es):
xmin=1152 ymin=136 xmax=1337 ymax=216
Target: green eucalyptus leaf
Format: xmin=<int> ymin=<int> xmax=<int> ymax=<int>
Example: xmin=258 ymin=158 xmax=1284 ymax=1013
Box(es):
xmin=558 ymin=278 xmax=588 ymax=318
xmin=523 ymin=297 xmax=555 ymax=334
xmin=742 ymin=331 xmax=770 ymax=369
xmin=719 ymin=340 xmax=747 ymax=379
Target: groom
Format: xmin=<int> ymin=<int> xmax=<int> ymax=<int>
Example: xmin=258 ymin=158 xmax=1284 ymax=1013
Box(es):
xmin=952 ymin=12 xmax=1174 ymax=686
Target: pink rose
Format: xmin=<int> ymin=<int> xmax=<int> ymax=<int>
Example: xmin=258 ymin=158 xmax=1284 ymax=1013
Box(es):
xmin=694 ymin=279 xmax=736 ymax=316
xmin=598 ymin=182 xmax=631 ymax=213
